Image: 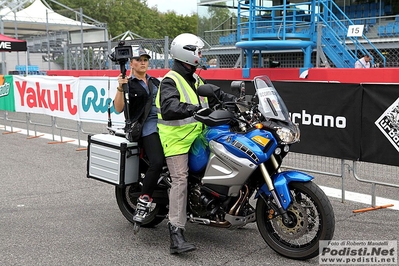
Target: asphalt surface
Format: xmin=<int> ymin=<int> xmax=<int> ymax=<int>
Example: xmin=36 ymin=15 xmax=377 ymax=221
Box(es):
xmin=1 ymin=112 xmax=399 ymax=266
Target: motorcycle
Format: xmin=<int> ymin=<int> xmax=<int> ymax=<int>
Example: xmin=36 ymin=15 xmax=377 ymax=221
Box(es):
xmin=92 ymin=75 xmax=335 ymax=260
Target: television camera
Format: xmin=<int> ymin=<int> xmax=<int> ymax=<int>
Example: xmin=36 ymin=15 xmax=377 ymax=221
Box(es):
xmin=107 ymin=40 xmax=133 ymax=129
xmin=108 ymin=40 xmax=133 ymax=65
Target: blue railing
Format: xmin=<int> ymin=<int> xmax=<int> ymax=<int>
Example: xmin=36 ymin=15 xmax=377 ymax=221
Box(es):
xmin=233 ymin=0 xmax=386 ymax=69
xmin=237 ymin=1 xmax=316 ymax=42
xmin=14 ymin=65 xmax=46 ymax=75
xmin=319 ymin=0 xmax=386 ymax=68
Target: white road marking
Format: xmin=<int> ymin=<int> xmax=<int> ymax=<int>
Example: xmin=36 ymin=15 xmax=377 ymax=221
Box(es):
xmin=320 ymin=185 xmax=399 ymax=211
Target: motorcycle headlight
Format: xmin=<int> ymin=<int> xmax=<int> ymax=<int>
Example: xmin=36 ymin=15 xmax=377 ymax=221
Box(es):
xmin=276 ymin=124 xmax=300 ymax=144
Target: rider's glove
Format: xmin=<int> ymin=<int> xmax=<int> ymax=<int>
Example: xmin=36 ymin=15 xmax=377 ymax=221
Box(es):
xmin=187 ymin=105 xmax=202 ymax=116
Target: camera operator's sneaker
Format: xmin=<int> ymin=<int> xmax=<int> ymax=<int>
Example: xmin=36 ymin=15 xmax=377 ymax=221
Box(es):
xmin=133 ymin=195 xmax=153 ymax=224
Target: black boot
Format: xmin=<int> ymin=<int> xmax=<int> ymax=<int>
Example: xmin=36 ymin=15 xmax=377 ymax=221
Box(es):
xmin=168 ymin=223 xmax=196 ymax=254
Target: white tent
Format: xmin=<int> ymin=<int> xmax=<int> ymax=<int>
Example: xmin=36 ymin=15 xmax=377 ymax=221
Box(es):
xmin=0 ymin=0 xmax=101 ymax=37
xmin=0 ymin=7 xmax=12 ymax=16
xmin=0 ymin=0 xmax=107 ymax=74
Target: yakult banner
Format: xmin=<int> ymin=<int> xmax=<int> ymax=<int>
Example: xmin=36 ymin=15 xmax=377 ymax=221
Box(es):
xmin=10 ymin=76 xmax=125 ymax=126
xmin=13 ymin=75 xmax=80 ymax=120
xmin=78 ymin=77 xmax=124 ymax=125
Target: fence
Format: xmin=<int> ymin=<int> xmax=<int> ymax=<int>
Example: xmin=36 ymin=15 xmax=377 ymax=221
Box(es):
xmin=283 ymin=153 xmax=399 ymax=209
xmin=2 ymin=109 xmax=399 ymax=210
xmin=17 ymin=13 xmax=399 ymax=73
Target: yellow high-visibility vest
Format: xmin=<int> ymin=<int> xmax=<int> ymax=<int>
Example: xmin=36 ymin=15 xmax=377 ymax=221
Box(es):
xmin=156 ymin=70 xmax=208 ymax=157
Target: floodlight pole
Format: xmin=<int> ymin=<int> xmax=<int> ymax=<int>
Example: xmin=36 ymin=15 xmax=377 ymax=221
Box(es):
xmin=46 ymin=9 xmax=50 ymax=71
xmin=0 ymin=15 xmax=5 ymax=75
xmin=80 ymin=7 xmax=84 ymax=70
xmin=1 ymin=0 xmax=34 ymax=75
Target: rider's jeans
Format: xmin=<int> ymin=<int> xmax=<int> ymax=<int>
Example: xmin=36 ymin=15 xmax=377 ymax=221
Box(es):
xmin=166 ymin=154 xmax=189 ymax=229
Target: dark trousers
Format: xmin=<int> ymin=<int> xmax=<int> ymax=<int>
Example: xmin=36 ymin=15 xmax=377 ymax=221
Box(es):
xmin=140 ymin=132 xmax=164 ymax=197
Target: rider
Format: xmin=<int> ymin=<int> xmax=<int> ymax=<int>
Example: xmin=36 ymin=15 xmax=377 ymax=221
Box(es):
xmin=156 ymin=33 xmax=236 ymax=254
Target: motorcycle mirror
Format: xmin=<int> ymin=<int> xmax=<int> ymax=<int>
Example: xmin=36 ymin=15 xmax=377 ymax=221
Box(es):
xmin=197 ymin=84 xmax=219 ymax=98
xmin=231 ymin=81 xmax=245 ymax=99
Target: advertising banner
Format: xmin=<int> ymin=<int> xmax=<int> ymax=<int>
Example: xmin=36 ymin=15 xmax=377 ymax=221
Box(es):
xmin=206 ymin=80 xmax=362 ymax=160
xmin=11 ymin=76 xmax=125 ymax=126
xmin=0 ymin=75 xmax=15 ymax=111
xmin=274 ymin=82 xmax=362 ymax=160
xmin=78 ymin=77 xmax=124 ymax=125
xmin=4 ymin=75 xmax=398 ymax=166
xmin=13 ymin=75 xmax=80 ymax=120
xmin=361 ymin=84 xmax=399 ymax=166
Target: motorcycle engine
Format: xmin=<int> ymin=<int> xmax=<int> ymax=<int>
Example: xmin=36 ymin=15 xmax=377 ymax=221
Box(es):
xmin=188 ymin=183 xmax=220 ymax=217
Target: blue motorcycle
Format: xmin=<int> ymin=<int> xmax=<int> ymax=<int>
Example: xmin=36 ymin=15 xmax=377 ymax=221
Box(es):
xmin=113 ymin=75 xmax=335 ymax=260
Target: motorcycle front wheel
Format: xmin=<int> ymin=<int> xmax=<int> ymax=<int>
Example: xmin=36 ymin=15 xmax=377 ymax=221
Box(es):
xmin=115 ymin=182 xmax=168 ymax=228
xmin=256 ymin=181 xmax=335 ymax=260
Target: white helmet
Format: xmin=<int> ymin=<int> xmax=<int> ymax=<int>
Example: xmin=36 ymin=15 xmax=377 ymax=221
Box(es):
xmin=170 ymin=33 xmax=204 ymax=66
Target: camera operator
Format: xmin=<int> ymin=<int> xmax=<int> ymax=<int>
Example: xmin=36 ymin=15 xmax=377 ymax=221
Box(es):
xmin=113 ymin=47 xmax=164 ymax=225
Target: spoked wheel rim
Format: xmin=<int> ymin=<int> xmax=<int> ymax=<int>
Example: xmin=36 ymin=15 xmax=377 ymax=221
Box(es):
xmin=268 ymin=193 xmax=320 ymax=246
xmin=256 ymin=181 xmax=335 ymax=260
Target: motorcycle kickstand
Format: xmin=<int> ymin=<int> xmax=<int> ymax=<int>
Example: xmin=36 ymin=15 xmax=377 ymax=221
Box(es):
xmin=133 ymin=222 xmax=141 ymax=235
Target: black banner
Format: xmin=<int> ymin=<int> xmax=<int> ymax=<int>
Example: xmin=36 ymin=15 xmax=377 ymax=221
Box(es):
xmin=361 ymin=84 xmax=399 ymax=166
xmin=208 ymin=79 xmax=399 ymax=166
xmin=0 ymin=40 xmax=27 ymax=52
xmin=274 ymin=82 xmax=362 ymax=160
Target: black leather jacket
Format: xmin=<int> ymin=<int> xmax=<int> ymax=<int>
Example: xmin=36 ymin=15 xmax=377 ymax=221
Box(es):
xmin=124 ymin=75 xmax=160 ymax=122
xmin=158 ymin=60 xmax=236 ymax=121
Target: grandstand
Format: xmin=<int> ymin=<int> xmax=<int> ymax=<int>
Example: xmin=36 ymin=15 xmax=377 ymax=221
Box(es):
xmin=198 ymin=0 xmax=399 ymax=70
xmin=2 ymin=0 xmax=398 ymax=73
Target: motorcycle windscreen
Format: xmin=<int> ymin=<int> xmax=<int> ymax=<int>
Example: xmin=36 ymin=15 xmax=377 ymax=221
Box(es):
xmin=254 ymin=75 xmax=291 ymax=122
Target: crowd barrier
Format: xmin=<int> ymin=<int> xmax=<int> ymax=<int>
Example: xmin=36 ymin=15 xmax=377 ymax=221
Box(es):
xmin=1 ymin=74 xmax=398 ymax=210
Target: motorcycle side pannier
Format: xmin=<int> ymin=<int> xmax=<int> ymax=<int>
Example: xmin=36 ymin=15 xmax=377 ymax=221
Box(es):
xmin=87 ymin=134 xmax=139 ymax=186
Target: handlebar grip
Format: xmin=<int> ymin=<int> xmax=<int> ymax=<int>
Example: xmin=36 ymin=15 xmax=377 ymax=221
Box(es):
xmin=196 ymin=108 xmax=213 ymax=116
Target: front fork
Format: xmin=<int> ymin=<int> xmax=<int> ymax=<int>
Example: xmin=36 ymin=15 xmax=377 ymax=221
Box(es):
xmin=259 ymin=155 xmax=294 ymax=225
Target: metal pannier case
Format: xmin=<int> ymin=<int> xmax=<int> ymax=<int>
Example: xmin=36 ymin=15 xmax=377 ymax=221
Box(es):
xmin=87 ymin=134 xmax=139 ymax=186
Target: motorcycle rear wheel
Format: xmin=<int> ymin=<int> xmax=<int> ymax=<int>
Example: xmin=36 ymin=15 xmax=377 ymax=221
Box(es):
xmin=115 ymin=182 xmax=168 ymax=228
xmin=256 ymin=181 xmax=335 ymax=260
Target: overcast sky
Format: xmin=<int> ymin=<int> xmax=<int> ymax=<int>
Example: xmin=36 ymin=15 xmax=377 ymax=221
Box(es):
xmin=146 ymin=0 xmax=198 ymax=15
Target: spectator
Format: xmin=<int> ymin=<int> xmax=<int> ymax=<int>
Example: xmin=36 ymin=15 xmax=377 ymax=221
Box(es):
xmin=355 ymin=54 xmax=371 ymax=68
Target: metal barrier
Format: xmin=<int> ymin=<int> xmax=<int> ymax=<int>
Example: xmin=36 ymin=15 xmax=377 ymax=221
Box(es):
xmin=283 ymin=154 xmax=347 ymax=202
xmin=283 ymin=152 xmax=399 ymax=209
xmin=2 ymin=111 xmax=24 ymax=134
xmin=1 ymin=110 xmax=398 ymax=209
xmin=26 ymin=113 xmax=51 ymax=139
xmin=49 ymin=116 xmax=78 ymax=144
xmin=351 ymin=161 xmax=399 ymax=208
xmin=1 ymin=111 xmax=89 ymax=150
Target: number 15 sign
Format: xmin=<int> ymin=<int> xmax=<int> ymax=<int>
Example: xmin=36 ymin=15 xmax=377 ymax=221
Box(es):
xmin=347 ymin=25 xmax=364 ymax=37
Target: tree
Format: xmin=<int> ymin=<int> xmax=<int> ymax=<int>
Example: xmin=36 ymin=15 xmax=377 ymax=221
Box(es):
xmin=198 ymin=3 xmax=236 ymax=45
xmin=47 ymin=0 xmax=198 ymax=39
xmin=160 ymin=12 xmax=198 ymax=39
